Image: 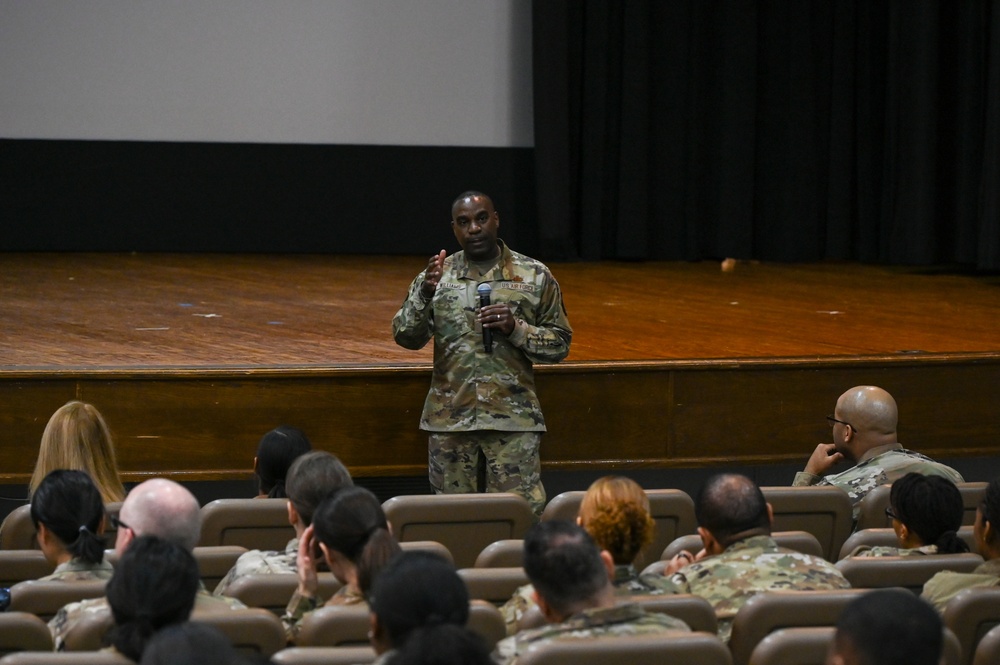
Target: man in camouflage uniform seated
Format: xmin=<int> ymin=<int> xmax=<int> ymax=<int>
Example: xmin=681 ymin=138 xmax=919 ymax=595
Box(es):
xmin=213 ymin=451 xmax=352 ymax=596
xmin=49 ymin=478 xmax=245 ymax=650
xmin=393 ymin=191 xmax=572 ymax=516
xmin=793 ymin=385 xmax=964 ymax=520
xmin=492 ymin=521 xmax=690 ymax=665
xmin=658 ymin=473 xmax=851 ymax=642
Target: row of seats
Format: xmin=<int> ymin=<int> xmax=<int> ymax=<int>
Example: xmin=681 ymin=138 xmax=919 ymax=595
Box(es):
xmin=2 ymin=587 xmax=999 ymax=665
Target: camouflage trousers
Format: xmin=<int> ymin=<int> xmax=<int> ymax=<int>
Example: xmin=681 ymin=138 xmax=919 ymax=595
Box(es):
xmin=428 ymin=430 xmax=546 ymax=516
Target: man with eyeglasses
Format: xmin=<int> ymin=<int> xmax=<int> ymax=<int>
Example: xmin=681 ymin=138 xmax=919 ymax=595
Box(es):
xmin=48 ymin=478 xmax=246 ymax=650
xmin=793 ymin=385 xmax=964 ymax=520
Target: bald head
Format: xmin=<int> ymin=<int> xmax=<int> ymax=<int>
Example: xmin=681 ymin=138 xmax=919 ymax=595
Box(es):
xmin=117 ymin=478 xmax=201 ymax=554
xmin=836 ymin=386 xmax=897 ymax=435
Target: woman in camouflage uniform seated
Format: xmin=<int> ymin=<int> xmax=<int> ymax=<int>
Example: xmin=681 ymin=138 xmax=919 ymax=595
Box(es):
xmin=31 ymin=469 xmax=114 ymax=582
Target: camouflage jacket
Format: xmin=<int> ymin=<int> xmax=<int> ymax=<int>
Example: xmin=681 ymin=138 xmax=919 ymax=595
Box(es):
xmin=213 ymin=537 xmax=298 ymax=595
xmin=492 ymin=602 xmax=690 ymax=665
xmin=499 ymin=564 xmax=676 ymax=635
xmin=921 ymin=557 xmax=1000 ymax=612
xmin=793 ymin=444 xmax=965 ymax=520
xmin=50 ymin=584 xmax=246 ymax=650
xmin=37 ymin=557 xmax=114 ymax=582
xmin=392 ymin=240 xmax=572 ymax=432
xmin=659 ymin=535 xmax=851 ymax=642
xmin=848 ymin=543 xmax=940 ymax=558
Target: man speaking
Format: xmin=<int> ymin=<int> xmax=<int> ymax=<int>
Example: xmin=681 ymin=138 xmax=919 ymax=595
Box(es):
xmin=392 ymin=191 xmax=572 ymax=516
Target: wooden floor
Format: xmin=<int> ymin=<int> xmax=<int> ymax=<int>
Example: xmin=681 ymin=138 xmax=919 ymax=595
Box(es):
xmin=2 ymin=254 xmax=999 ymax=369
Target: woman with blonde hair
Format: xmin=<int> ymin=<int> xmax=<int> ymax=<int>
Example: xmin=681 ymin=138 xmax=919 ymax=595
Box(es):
xmin=29 ymin=401 xmax=126 ymax=503
xmin=500 ymin=475 xmax=667 ymax=634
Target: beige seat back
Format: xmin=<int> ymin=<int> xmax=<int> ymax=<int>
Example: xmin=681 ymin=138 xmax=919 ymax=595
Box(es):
xmin=399 ymin=540 xmax=454 ymax=565
xmin=193 ymin=608 xmax=287 ymax=657
xmin=0 ymin=550 xmax=55 ymax=587
xmin=225 ymin=573 xmax=342 ymax=615
xmin=838 ymin=527 xmax=976 ymax=560
xmin=0 ymin=612 xmax=54 ymax=655
xmin=516 ymin=631 xmax=731 ymax=665
xmin=271 ymin=646 xmax=378 ymax=665
xmin=198 ymin=498 xmax=294 ymax=550
xmin=941 ymin=586 xmax=1000 ymax=665
xmin=8 ymin=580 xmax=108 ymax=622
xmin=835 ymin=553 xmax=984 ymax=593
xmin=105 ymin=545 xmax=249 ymax=592
xmin=760 ymin=487 xmax=854 ymax=561
xmin=541 ymin=489 xmax=697 ymax=568
xmin=973 ymin=623 xmax=1000 ymax=665
xmin=0 ymin=506 xmax=36 ymax=551
xmin=457 ymin=567 xmax=529 ymax=605
xmin=467 ymin=599 xmax=506 ymax=649
xmin=475 ymin=539 xmax=524 ymax=568
xmin=660 ymin=531 xmax=824 ymax=563
xmin=295 ymin=604 xmax=370 ymax=647
xmin=383 ymin=493 xmax=535 ymax=569
xmin=728 ymin=588 xmax=888 ymax=665
xmin=0 ymin=653 xmax=134 ymax=665
xmin=748 ymin=626 xmax=962 ymax=665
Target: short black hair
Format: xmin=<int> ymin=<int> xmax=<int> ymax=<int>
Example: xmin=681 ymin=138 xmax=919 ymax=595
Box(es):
xmin=255 ymin=425 xmax=312 ymax=498
xmin=695 ymin=473 xmax=770 ymax=548
xmin=834 ymin=589 xmax=942 ymax=665
xmin=30 ymin=469 xmax=106 ymax=564
xmin=523 ymin=520 xmax=607 ymax=615
xmin=891 ymin=473 xmax=967 ymax=553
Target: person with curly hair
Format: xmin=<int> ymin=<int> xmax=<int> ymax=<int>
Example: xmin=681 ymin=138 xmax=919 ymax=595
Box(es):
xmin=500 ymin=475 xmax=668 ymax=635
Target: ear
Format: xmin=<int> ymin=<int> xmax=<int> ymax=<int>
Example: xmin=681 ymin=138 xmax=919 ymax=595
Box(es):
xmin=698 ymin=526 xmax=722 ymax=556
xmin=287 ymin=500 xmax=299 ymax=527
xmin=36 ymin=523 xmax=52 ymax=549
xmin=253 ymin=456 xmax=258 ymax=473
xmin=576 ymin=515 xmax=583 ymax=527
xmin=766 ymin=502 xmax=775 ymax=531
xmin=599 ymin=549 xmax=615 ymax=579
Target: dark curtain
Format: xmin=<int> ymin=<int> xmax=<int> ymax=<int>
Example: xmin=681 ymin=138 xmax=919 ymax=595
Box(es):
xmin=532 ymin=1 xmax=1000 ymax=269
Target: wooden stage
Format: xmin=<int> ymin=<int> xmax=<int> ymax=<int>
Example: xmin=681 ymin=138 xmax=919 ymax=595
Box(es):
xmin=1 ymin=254 xmax=998 ymax=488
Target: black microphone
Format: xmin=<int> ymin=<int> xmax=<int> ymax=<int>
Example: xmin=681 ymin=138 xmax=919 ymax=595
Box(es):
xmin=477 ymin=282 xmax=493 ymax=353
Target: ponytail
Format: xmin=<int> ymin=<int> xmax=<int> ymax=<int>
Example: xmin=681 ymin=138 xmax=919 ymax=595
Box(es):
xmin=357 ymin=526 xmax=402 ymax=597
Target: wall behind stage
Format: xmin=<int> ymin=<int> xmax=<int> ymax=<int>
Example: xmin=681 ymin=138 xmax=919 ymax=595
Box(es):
xmin=0 ymin=1 xmax=538 ymax=254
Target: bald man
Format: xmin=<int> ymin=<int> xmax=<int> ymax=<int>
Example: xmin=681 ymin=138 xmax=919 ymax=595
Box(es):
xmin=49 ymin=479 xmax=245 ymax=650
xmin=793 ymin=386 xmax=964 ymax=519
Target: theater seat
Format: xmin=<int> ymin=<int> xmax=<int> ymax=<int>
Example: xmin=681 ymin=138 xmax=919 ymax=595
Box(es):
xmin=457 ymin=567 xmax=529 ymax=605
xmin=193 ymin=608 xmax=287 ymax=657
xmin=383 ymin=493 xmax=535 ymax=569
xmin=748 ymin=625 xmax=962 ymax=665
xmin=515 ymin=631 xmax=731 ymax=665
xmin=973 ymin=624 xmax=1000 ymax=665
xmin=198 ymin=498 xmax=295 ymax=550
xmin=475 ymin=539 xmax=524 ymax=568
xmin=271 ymin=646 xmax=378 ymax=665
xmin=0 ymin=653 xmax=135 ymax=665
xmin=8 ymin=579 xmax=108 ymax=622
xmin=760 ymin=487 xmax=854 ymax=561
xmin=0 ymin=551 xmax=55 ymax=588
xmin=941 ymin=586 xmax=1000 ymax=665
xmin=106 ymin=545 xmax=249 ymax=592
xmin=0 ymin=503 xmax=121 ymax=553
xmin=0 ymin=612 xmax=54 ymax=656
xmin=834 ymin=553 xmax=984 ymax=593
xmin=838 ymin=527 xmax=976 ymax=560
xmin=225 ymin=573 xmax=343 ymax=616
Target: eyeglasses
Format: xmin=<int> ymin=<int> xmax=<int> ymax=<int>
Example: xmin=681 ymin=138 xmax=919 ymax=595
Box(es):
xmin=885 ymin=507 xmax=898 ymax=521
xmin=826 ymin=415 xmax=854 ymax=430
xmin=109 ymin=515 xmax=131 ymax=531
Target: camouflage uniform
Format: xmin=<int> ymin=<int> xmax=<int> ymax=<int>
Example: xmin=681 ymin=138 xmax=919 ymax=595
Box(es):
xmin=50 ymin=584 xmax=246 ymax=650
xmin=657 ymin=535 xmax=851 ymax=642
xmin=793 ymin=443 xmax=965 ymax=520
xmin=499 ymin=564 xmax=676 ymax=635
xmin=492 ymin=602 xmax=690 ymax=665
xmin=921 ymin=558 xmax=1000 ymax=613
xmin=213 ymin=537 xmax=298 ymax=595
xmin=282 ymin=583 xmax=364 ymax=642
xmin=37 ymin=557 xmax=114 ymax=582
xmin=848 ymin=544 xmax=939 ymax=558
xmin=392 ymin=240 xmax=572 ymax=516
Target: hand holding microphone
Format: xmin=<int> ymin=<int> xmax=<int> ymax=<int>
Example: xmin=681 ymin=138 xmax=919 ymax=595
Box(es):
xmin=477 ymin=283 xmax=514 ymax=353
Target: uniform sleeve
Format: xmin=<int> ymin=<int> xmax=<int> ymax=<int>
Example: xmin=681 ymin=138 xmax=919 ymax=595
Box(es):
xmin=281 ymin=590 xmax=323 ymax=642
xmin=392 ymin=271 xmax=434 ymax=350
xmin=507 ymin=275 xmax=572 ymax=364
xmin=792 ymin=471 xmax=824 ymax=487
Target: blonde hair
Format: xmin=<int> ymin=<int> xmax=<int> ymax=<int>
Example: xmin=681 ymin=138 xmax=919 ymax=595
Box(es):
xmin=578 ymin=476 xmax=655 ymax=566
xmin=29 ymin=401 xmax=126 ymax=503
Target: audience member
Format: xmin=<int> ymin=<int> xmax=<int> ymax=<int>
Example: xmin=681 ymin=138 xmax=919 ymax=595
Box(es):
xmin=368 ymin=551 xmax=488 ymax=665
xmin=848 ymin=473 xmax=969 ymax=557
xmin=283 ymin=486 xmax=401 ymax=640
xmin=826 ymin=589 xmax=942 ymax=665
xmin=922 ymin=476 xmax=1000 ymax=611
xmin=29 ymin=400 xmax=126 ymax=503
xmin=659 ymin=473 xmax=850 ymax=642
xmin=793 ymin=386 xmax=963 ymax=519
xmin=492 ymin=521 xmax=690 ymax=665
xmin=500 ymin=475 xmax=670 ymax=634
xmin=49 ymin=478 xmax=246 ymax=650
xmin=139 ymin=621 xmax=266 ymax=665
xmin=106 ymin=535 xmax=200 ymax=661
xmin=254 ymin=425 xmax=312 ymax=499
xmin=31 ymin=469 xmax=113 ymax=581
xmin=215 ymin=450 xmax=353 ymax=595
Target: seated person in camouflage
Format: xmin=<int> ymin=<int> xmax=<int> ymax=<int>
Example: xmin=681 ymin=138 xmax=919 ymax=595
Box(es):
xmin=794 ymin=386 xmax=964 ymax=520
xmin=49 ymin=478 xmax=246 ymax=650
xmin=922 ymin=476 xmax=1000 ymax=612
xmin=106 ymin=535 xmax=200 ymax=661
xmin=827 ymin=589 xmax=943 ymax=665
xmin=214 ymin=451 xmax=353 ymax=595
xmin=30 ymin=469 xmax=114 ymax=582
xmin=284 ymin=486 xmax=401 ymax=641
xmin=492 ymin=521 xmax=690 ymax=665
xmin=500 ymin=475 xmax=673 ymax=634
xmin=847 ymin=473 xmax=969 ymax=557
xmin=659 ymin=473 xmax=850 ymax=642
